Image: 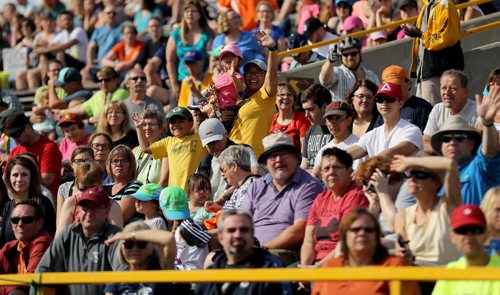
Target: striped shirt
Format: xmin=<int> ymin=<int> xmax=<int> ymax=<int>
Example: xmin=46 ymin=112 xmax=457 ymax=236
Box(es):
xmin=319 ymin=64 xmax=381 ymax=101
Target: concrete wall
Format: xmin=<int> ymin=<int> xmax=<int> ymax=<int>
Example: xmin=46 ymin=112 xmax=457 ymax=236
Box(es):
xmin=279 ymin=12 xmax=500 ymax=98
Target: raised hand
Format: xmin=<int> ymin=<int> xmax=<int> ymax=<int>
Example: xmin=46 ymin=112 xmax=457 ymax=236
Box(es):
xmin=401 ymin=24 xmax=422 ymax=38
xmin=132 ymin=112 xmax=144 ymax=128
xmin=254 ymin=30 xmax=277 ymax=49
xmin=476 ymin=85 xmax=500 ymax=124
xmin=390 ymin=155 xmax=409 ymax=173
xmin=105 ymin=231 xmax=132 ymax=246
xmin=371 ymin=168 xmax=389 ymax=194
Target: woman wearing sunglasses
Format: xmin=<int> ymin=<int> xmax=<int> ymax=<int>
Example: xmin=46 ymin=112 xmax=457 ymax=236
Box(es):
xmin=312 ymin=208 xmax=410 ymax=294
xmin=104 ymin=221 xmax=176 ymax=294
xmin=0 ymin=156 xmax=56 ymax=246
xmin=347 ymin=82 xmax=423 ymax=161
xmin=390 ymin=155 xmax=462 ymax=268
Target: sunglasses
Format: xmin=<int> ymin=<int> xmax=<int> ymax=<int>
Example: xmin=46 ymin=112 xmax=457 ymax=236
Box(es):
xmin=98 ymin=78 xmax=112 ymax=83
xmin=375 ymin=96 xmax=397 ymax=104
xmin=11 ymin=216 xmax=38 ymax=224
xmin=341 ymin=51 xmax=358 ymax=57
xmin=123 ymin=240 xmax=148 ymax=249
xmin=441 ymin=134 xmax=468 ymax=143
xmin=454 ymin=226 xmax=485 ymax=236
xmin=129 ymin=76 xmax=146 ymax=82
xmin=348 ymin=226 xmax=375 ymax=234
xmin=409 ymin=170 xmax=432 ymax=180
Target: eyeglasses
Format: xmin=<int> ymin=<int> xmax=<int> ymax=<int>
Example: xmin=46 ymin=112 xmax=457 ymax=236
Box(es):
xmin=73 ymin=158 xmax=90 ymax=165
xmin=11 ymin=216 xmax=38 ymax=224
xmin=341 ymin=51 xmax=358 ymax=57
xmin=129 ymin=76 xmax=147 ymax=82
xmin=111 ymin=158 xmax=130 ymax=166
xmin=353 ymin=94 xmax=373 ymax=100
xmin=91 ymin=143 xmax=111 ymax=150
xmin=268 ymin=152 xmax=291 ymax=162
xmin=409 ymin=170 xmax=432 ymax=180
xmin=441 ymin=134 xmax=468 ymax=143
xmin=98 ymin=78 xmax=112 ymax=83
xmin=375 ymin=96 xmax=397 ymax=104
xmin=454 ymin=226 xmax=485 ymax=236
xmin=245 ymin=71 xmax=265 ymax=77
xmin=348 ymin=226 xmax=375 ymax=234
xmin=123 ymin=240 xmax=148 ymax=249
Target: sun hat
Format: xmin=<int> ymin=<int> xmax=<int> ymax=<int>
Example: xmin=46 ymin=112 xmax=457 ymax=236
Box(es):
xmin=258 ymin=133 xmax=300 ymax=163
xmin=430 ymin=116 xmax=481 ymax=155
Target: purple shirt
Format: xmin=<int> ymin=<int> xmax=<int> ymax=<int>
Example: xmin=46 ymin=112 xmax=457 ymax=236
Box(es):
xmin=242 ymin=168 xmax=324 ymax=246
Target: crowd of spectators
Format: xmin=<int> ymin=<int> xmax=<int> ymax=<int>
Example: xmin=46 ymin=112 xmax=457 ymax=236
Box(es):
xmin=0 ymin=0 xmax=499 ymax=294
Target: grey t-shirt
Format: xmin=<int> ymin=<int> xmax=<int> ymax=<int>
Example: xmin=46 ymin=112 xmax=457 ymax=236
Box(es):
xmin=302 ymin=125 xmax=332 ymax=170
xmin=124 ymin=96 xmax=166 ymax=129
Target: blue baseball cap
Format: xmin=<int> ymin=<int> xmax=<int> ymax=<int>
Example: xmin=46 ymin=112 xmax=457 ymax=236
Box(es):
xmin=184 ymin=49 xmax=203 ymax=63
xmin=54 ymin=67 xmax=82 ymax=86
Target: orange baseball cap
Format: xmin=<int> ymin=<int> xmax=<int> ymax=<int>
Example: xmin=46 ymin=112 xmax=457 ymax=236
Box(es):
xmin=382 ymin=65 xmax=408 ymax=86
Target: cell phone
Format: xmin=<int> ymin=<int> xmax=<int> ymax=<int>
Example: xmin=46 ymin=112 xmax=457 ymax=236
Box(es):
xmin=397 ymin=234 xmax=409 ymax=248
xmin=367 ymin=183 xmax=377 ymax=193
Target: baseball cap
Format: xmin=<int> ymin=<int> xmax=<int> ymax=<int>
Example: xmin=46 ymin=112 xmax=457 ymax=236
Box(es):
xmin=398 ymin=0 xmax=418 ymax=9
xmin=335 ymin=0 xmax=353 ymax=6
xmin=58 ymin=112 xmax=83 ymax=127
xmin=159 ymin=186 xmax=190 ymax=220
xmin=198 ymin=118 xmax=226 ymax=147
xmin=184 ymin=49 xmax=203 ymax=63
xmin=258 ymin=133 xmax=300 ymax=163
xmin=0 ymin=109 xmax=30 ymax=138
xmin=168 ymin=107 xmax=193 ymax=121
xmin=370 ymin=31 xmax=387 ymax=41
xmin=287 ymin=33 xmax=308 ymax=50
xmin=131 ymin=183 xmax=163 ymax=201
xmin=303 ymin=17 xmax=323 ymax=38
xmin=382 ymin=65 xmax=409 ymax=86
xmin=219 ymin=44 xmax=243 ymax=60
xmin=208 ymin=45 xmax=223 ymax=58
xmin=54 ymin=67 xmax=82 ymax=87
xmin=243 ymin=59 xmax=267 ymax=72
xmin=374 ymin=82 xmax=403 ymax=100
xmin=323 ymin=100 xmax=352 ymax=118
xmin=77 ymin=187 xmax=111 ymax=208
xmin=341 ymin=16 xmax=364 ymax=32
xmin=450 ymin=205 xmax=487 ymax=231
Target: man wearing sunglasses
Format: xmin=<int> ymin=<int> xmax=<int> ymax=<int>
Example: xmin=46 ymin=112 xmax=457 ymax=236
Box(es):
xmin=35 ymin=187 xmax=122 ymax=294
xmin=123 ymin=68 xmax=165 ymax=130
xmin=347 ymin=82 xmax=423 ymax=160
xmin=432 ymin=205 xmax=500 ymax=294
xmin=429 ymin=86 xmax=500 ymax=205
xmin=0 ymin=200 xmax=52 ymax=295
xmin=319 ymin=37 xmax=380 ymax=101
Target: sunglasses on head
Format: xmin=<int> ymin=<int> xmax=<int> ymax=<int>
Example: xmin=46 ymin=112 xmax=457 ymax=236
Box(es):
xmin=454 ymin=226 xmax=485 ymax=236
xmin=409 ymin=170 xmax=432 ymax=180
xmin=441 ymin=134 xmax=468 ymax=143
xmin=98 ymin=78 xmax=112 ymax=83
xmin=11 ymin=216 xmax=38 ymax=224
xmin=123 ymin=240 xmax=148 ymax=249
xmin=375 ymin=96 xmax=397 ymax=104
xmin=342 ymin=51 xmax=358 ymax=57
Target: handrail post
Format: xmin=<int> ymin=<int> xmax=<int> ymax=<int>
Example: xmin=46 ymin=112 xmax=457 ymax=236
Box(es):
xmin=40 ymin=286 xmax=55 ymax=295
xmin=390 ymin=280 xmax=415 ymax=295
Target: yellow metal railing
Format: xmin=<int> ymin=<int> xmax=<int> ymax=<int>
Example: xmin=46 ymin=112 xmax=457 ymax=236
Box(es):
xmin=1 ymin=267 xmax=500 ymax=295
xmin=278 ymin=0 xmax=495 ymax=58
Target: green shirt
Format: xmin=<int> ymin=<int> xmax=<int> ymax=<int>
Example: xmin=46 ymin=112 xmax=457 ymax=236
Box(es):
xmin=82 ymin=88 xmax=129 ymax=117
xmin=432 ymin=255 xmax=500 ymax=295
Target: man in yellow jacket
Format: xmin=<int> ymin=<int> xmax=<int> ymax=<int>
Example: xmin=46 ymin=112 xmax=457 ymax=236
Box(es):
xmin=402 ymin=0 xmax=464 ymax=106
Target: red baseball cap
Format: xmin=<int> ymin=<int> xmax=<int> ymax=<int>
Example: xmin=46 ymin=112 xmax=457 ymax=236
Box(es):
xmin=77 ymin=187 xmax=111 ymax=208
xmin=58 ymin=112 xmax=83 ymax=127
xmin=374 ymin=82 xmax=404 ymax=100
xmin=450 ymin=205 xmax=486 ymax=230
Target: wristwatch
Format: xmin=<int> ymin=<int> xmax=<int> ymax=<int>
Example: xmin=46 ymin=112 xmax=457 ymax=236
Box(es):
xmin=268 ymin=43 xmax=278 ymax=51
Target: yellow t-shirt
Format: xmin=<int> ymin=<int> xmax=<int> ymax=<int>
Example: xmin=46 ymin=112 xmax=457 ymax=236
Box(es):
xmin=149 ymin=134 xmax=206 ymax=190
xmin=229 ymin=87 xmax=276 ymax=156
xmin=178 ymin=73 xmax=213 ymax=107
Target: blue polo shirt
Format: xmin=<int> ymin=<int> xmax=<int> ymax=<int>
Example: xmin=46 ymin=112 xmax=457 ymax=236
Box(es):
xmin=90 ymin=24 xmax=122 ymax=65
xmin=456 ymin=144 xmax=500 ymax=205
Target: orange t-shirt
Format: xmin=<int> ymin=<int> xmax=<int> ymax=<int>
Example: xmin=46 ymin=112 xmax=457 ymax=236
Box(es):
xmin=311 ymin=255 xmax=408 ymax=295
xmin=111 ymin=40 xmax=144 ymax=62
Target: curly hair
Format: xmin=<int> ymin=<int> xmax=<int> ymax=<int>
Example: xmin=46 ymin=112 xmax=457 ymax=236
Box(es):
xmin=354 ymin=156 xmax=405 ymax=186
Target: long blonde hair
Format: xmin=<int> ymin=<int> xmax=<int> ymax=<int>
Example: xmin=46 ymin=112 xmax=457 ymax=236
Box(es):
xmin=97 ymin=101 xmax=131 ymax=139
xmin=480 ymin=187 xmax=500 ymax=243
xmin=180 ymin=0 xmax=214 ymax=44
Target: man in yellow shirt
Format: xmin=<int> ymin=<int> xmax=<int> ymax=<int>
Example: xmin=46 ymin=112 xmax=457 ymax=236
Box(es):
xmin=134 ymin=107 xmax=206 ymax=190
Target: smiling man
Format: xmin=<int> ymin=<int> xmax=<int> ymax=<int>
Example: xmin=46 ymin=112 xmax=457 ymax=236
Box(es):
xmin=242 ymin=133 xmax=323 ymax=266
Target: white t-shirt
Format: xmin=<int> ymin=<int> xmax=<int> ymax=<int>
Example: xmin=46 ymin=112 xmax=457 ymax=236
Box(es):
xmin=356 ymin=119 xmax=423 ymax=157
xmin=423 ymin=99 xmax=478 ymax=136
xmin=144 ymin=217 xmax=167 ymax=230
xmin=52 ymin=27 xmax=89 ymax=62
xmin=314 ymin=134 xmax=361 ymax=169
xmin=174 ymin=228 xmax=208 ymax=271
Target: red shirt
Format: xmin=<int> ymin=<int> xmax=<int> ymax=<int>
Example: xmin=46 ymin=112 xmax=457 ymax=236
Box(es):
xmin=269 ymin=111 xmax=311 ymax=150
xmin=10 ymin=135 xmax=63 ymax=195
xmin=312 ymin=255 xmax=408 ymax=295
xmin=306 ymin=181 xmax=368 ymax=260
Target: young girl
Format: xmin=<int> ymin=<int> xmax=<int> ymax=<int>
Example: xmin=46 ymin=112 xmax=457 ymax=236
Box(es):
xmin=200 ymin=44 xmax=244 ymax=131
xmin=186 ymin=173 xmax=216 ymax=225
xmin=131 ymin=183 xmax=167 ymax=230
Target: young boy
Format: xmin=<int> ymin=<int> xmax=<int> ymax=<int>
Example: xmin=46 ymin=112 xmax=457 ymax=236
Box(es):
xmin=134 ymin=107 xmax=206 ymax=190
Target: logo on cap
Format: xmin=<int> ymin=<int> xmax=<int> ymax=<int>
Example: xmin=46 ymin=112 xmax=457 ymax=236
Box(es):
xmin=380 ymin=83 xmax=392 ymax=92
xmin=464 ymin=208 xmax=472 ymax=215
xmin=330 ymin=102 xmax=341 ymax=109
